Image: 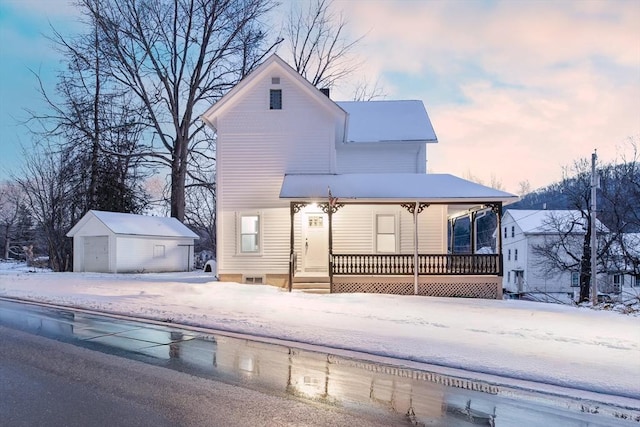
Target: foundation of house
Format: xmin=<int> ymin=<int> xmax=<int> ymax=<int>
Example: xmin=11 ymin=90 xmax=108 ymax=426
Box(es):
xmin=332 ymin=276 xmax=502 ymax=299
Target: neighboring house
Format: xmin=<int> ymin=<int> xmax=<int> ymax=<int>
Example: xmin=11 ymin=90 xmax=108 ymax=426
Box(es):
xmin=67 ymin=210 xmax=198 ymax=273
xmin=604 ymin=233 xmax=640 ymax=297
xmin=501 ymin=209 xmax=608 ymax=300
xmin=201 ymin=54 xmax=517 ymax=298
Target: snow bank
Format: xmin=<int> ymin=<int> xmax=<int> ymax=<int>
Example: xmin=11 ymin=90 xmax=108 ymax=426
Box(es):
xmin=0 ymin=261 xmax=638 ymax=402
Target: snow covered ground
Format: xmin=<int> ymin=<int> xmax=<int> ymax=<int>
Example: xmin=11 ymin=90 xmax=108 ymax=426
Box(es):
xmin=1 ymin=260 xmax=638 ymax=408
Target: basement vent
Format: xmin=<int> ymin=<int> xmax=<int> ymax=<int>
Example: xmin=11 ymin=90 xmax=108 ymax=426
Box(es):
xmin=271 ymin=77 xmax=280 ymax=84
xmin=244 ymin=276 xmax=264 ymax=284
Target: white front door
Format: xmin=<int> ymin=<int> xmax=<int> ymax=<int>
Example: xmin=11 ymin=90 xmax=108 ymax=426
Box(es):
xmin=303 ymin=212 xmax=328 ymax=273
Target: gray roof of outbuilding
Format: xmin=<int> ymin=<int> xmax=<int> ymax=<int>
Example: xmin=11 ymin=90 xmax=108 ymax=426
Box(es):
xmin=68 ymin=210 xmax=198 ymax=238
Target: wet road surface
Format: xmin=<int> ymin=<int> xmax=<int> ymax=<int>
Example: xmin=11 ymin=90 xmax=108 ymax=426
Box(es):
xmin=1 ymin=298 xmax=638 ymax=426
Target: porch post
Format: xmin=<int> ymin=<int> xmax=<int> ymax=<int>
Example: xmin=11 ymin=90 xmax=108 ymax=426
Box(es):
xmin=470 ymin=211 xmax=477 ymax=254
xmin=450 ymin=218 xmax=456 ymax=254
xmin=328 ymin=204 xmax=334 ymax=293
xmin=495 ymin=202 xmax=504 ymax=277
xmin=413 ymin=201 xmax=419 ymax=295
xmin=289 ymin=202 xmax=294 ymax=292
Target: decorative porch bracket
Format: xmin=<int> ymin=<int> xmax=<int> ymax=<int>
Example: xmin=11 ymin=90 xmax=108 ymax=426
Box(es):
xmin=400 ymin=202 xmax=430 ymax=295
xmin=289 ymin=202 xmax=309 ymax=292
xmin=318 ymin=201 xmax=344 ymax=293
xmin=400 ymin=202 xmax=429 ymax=214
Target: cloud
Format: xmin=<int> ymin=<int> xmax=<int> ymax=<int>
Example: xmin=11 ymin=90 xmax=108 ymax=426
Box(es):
xmin=332 ymin=0 xmax=640 ymax=192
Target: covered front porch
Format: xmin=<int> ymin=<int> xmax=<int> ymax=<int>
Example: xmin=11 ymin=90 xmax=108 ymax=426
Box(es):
xmin=281 ymin=173 xmax=518 ymax=299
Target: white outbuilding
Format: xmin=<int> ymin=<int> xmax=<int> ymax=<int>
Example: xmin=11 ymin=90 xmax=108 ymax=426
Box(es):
xmin=66 ymin=210 xmax=199 ymax=273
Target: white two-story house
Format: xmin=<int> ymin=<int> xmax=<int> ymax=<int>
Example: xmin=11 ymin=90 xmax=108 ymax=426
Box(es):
xmin=202 ymin=55 xmax=517 ymax=298
xmin=502 ymin=209 xmax=611 ymax=301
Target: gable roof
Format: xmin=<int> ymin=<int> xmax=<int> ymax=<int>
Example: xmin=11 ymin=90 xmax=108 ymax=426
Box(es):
xmin=67 ymin=210 xmax=198 ymax=238
xmin=505 ymin=209 xmax=608 ymax=235
xmin=201 ymin=54 xmax=346 ymax=129
xmin=336 ymin=100 xmax=437 ymax=144
xmin=280 ymin=173 xmax=518 ymax=203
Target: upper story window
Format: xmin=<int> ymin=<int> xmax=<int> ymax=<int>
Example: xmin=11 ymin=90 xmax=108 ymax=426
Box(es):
xmin=507 ymin=249 xmax=511 ymax=261
xmin=514 ymin=249 xmax=518 ymax=261
xmin=511 ymin=226 xmax=515 ymax=238
xmin=504 ymin=227 xmax=507 ymax=239
xmin=270 ymin=89 xmax=282 ymax=110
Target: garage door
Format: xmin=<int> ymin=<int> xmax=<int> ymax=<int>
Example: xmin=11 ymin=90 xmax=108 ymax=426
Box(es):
xmin=84 ymin=236 xmax=109 ymax=272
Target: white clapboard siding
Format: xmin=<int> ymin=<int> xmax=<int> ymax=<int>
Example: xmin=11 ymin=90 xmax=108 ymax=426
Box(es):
xmin=218 ymin=208 xmax=291 ymax=275
xmin=336 ymin=144 xmax=426 ymax=174
xmin=115 ymin=237 xmax=189 ymax=273
xmin=332 ymin=204 xmax=447 ymax=254
xmin=216 ymin=71 xmax=342 ymax=274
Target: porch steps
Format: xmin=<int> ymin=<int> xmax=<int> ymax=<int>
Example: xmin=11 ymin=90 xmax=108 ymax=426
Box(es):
xmin=292 ymin=275 xmax=330 ymax=294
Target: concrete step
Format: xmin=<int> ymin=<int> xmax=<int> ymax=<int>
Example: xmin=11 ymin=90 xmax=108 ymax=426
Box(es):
xmin=293 ymin=275 xmax=329 ymax=283
xmin=292 ymin=282 xmax=330 ymax=290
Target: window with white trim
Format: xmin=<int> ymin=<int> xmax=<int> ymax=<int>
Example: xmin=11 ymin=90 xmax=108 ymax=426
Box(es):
xmin=571 ymin=271 xmax=580 ymax=287
xmin=376 ymin=214 xmax=397 ymax=253
xmin=511 ymin=226 xmax=515 ymax=238
xmin=507 ymin=249 xmax=511 ymax=261
xmin=270 ymin=89 xmax=282 ymax=110
xmin=514 ymin=249 xmax=518 ymax=261
xmin=239 ymin=214 xmax=260 ymax=253
xmin=507 ymin=271 xmax=511 ymax=283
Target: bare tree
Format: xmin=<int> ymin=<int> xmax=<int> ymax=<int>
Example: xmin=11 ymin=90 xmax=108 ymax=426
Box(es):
xmin=26 ymin=6 xmax=150 ymax=216
xmin=184 ymin=178 xmax=217 ymax=258
xmin=78 ymin=0 xmax=279 ymax=221
xmin=530 ymin=158 xmax=614 ymax=302
xmin=517 ymin=180 xmax=532 ymax=197
xmin=15 ymin=144 xmax=76 ymax=271
xmin=0 ymin=182 xmax=23 ymax=259
xmin=286 ymin=0 xmax=362 ymax=89
xmin=352 ymin=76 xmax=386 ymax=101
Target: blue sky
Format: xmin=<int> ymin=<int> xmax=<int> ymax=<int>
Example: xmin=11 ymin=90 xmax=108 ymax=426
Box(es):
xmin=1 ymin=0 xmax=639 ymax=192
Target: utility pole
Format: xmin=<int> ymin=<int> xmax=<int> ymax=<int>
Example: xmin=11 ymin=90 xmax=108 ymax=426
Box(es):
xmin=590 ymin=150 xmax=598 ymax=305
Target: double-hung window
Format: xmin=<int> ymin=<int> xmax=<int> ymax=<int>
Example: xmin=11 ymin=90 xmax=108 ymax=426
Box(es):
xmin=239 ymin=214 xmax=260 ymax=254
xmin=571 ymin=271 xmax=580 ymax=287
xmin=270 ymin=89 xmax=282 ymax=110
xmin=376 ymin=214 xmax=397 ymax=253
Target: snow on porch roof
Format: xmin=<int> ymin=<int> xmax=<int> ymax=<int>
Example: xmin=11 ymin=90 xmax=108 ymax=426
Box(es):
xmin=68 ymin=210 xmax=199 ymax=238
xmin=280 ymin=174 xmax=518 ymax=203
xmin=336 ymin=100 xmax=437 ymax=143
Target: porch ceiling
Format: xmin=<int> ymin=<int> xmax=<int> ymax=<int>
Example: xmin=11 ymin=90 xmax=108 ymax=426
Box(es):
xmin=280 ymin=173 xmax=519 ymax=204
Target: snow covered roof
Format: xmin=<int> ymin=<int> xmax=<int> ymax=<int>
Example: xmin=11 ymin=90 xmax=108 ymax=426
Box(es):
xmin=336 ymin=100 xmax=437 ymax=144
xmin=201 ymin=54 xmax=346 ymax=130
xmin=280 ymin=173 xmax=518 ymax=203
xmin=67 ymin=210 xmax=199 ymax=238
xmin=506 ymin=209 xmax=608 ymax=234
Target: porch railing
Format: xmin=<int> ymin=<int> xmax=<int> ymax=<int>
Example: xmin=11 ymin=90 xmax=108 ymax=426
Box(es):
xmin=332 ymin=254 xmax=500 ymax=276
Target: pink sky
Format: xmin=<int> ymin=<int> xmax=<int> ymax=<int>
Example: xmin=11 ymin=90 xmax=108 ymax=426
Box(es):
xmin=2 ymin=0 xmax=639 ymax=192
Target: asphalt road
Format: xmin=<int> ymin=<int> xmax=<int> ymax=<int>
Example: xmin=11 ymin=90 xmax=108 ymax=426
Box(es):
xmin=0 ymin=326 xmax=406 ymax=427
